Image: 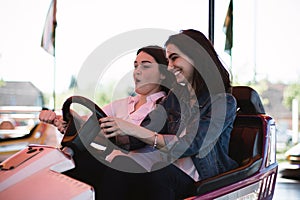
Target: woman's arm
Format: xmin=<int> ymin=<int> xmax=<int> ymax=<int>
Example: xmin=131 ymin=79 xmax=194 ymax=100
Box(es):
xmin=167 ymin=93 xmax=237 ymax=159
xmin=99 ymin=117 xmax=167 ymax=149
xmin=39 ymin=109 xmax=83 ymax=133
xmin=100 ymin=93 xmax=236 ymax=159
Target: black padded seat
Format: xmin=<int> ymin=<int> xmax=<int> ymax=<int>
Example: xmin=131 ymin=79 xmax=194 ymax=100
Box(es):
xmin=193 ymin=86 xmax=266 ymax=196
xmin=232 ymin=86 xmax=265 ymax=114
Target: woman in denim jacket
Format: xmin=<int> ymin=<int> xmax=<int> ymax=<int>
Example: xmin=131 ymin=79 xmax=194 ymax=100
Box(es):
xmin=100 ymin=29 xmax=238 ymax=199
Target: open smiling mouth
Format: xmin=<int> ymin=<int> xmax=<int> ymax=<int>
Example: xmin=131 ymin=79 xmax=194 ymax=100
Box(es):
xmin=174 ymin=70 xmax=181 ymax=76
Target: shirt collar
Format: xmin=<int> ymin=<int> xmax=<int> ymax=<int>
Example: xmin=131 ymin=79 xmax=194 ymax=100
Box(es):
xmin=130 ymin=91 xmax=166 ymax=104
xmin=146 ymin=91 xmax=166 ymax=102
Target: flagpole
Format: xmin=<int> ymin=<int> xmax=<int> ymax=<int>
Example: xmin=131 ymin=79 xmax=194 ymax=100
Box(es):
xmin=223 ymin=0 xmax=233 ymax=79
xmin=253 ymin=0 xmax=257 ymax=83
xmin=53 ymin=49 xmax=56 ymax=110
xmin=52 ymin=0 xmax=57 ymax=110
xmin=209 ymin=0 xmax=215 ymax=44
xmin=41 ymin=0 xmax=57 ymax=110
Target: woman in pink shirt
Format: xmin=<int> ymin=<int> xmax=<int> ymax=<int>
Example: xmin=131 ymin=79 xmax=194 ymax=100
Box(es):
xmin=101 ymin=45 xmax=173 ymax=152
xmin=39 ymin=45 xmax=175 ymax=198
xmin=39 ymin=45 xmax=174 ymax=155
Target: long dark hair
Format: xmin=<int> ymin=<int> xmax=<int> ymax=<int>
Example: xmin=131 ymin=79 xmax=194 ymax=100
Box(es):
xmin=165 ymin=29 xmax=231 ymax=95
xmin=137 ymin=45 xmax=175 ymax=94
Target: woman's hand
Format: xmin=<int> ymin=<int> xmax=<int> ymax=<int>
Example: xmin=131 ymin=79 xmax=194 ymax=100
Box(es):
xmin=100 ymin=117 xmax=166 ymax=149
xmin=39 ymin=110 xmax=67 ymax=133
xmin=99 ymin=117 xmax=130 ymax=138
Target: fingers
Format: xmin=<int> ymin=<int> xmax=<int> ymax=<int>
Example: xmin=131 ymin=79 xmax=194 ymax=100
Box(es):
xmin=99 ymin=117 xmax=121 ymax=137
xmin=54 ymin=118 xmax=67 ymax=134
xmin=104 ymin=131 xmax=119 ymax=138
xmin=99 ymin=117 xmax=115 ymax=129
xmin=101 ymin=122 xmax=119 ymax=136
xmin=99 ymin=117 xmax=114 ymax=124
xmin=39 ymin=110 xmax=57 ymax=124
xmin=57 ymin=126 xmax=66 ymax=134
xmin=39 ymin=110 xmax=67 ymax=134
xmin=53 ymin=117 xmax=67 ymax=127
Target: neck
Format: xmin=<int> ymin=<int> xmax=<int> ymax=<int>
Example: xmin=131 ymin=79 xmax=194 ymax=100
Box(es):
xmin=134 ymin=87 xmax=162 ymax=111
xmin=139 ymin=94 xmax=147 ymax=103
xmin=134 ymin=94 xmax=148 ymax=111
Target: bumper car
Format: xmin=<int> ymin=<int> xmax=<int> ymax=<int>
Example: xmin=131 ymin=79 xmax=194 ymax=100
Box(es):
xmin=280 ymin=143 xmax=300 ymax=179
xmin=0 ymin=86 xmax=278 ymax=199
xmin=0 ymin=107 xmax=60 ymax=162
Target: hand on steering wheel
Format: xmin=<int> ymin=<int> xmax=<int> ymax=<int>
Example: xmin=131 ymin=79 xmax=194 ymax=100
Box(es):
xmin=60 ymin=96 xmax=116 ymax=157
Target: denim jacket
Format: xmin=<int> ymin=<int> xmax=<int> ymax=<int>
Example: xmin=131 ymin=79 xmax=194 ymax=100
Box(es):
xmin=143 ymin=85 xmax=238 ymax=180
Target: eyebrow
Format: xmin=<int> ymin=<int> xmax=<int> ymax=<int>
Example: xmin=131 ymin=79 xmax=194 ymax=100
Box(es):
xmin=167 ymin=52 xmax=177 ymax=59
xmin=134 ymin=60 xmax=152 ymax=64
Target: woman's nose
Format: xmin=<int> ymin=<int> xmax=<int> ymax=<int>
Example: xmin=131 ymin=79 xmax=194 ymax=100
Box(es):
xmin=135 ymin=66 xmax=142 ymax=75
xmin=167 ymin=62 xmax=174 ymax=71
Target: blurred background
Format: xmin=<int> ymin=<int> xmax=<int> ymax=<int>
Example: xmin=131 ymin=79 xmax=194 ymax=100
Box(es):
xmin=0 ymin=0 xmax=299 ymax=183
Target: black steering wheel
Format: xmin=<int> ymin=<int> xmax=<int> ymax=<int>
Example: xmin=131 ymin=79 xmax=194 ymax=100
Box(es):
xmin=60 ymin=95 xmax=116 ymax=157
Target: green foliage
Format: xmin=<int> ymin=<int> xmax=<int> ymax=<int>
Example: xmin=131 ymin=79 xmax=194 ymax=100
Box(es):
xmin=0 ymin=79 xmax=5 ymax=87
xmin=95 ymin=92 xmax=112 ymax=107
xmin=41 ymin=78 xmax=133 ymax=111
xmin=283 ymin=83 xmax=300 ymax=112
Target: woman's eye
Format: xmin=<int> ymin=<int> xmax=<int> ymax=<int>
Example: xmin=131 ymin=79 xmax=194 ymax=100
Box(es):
xmin=142 ymin=64 xmax=151 ymax=68
xmin=170 ymin=55 xmax=178 ymax=61
xmin=134 ymin=63 xmax=152 ymax=69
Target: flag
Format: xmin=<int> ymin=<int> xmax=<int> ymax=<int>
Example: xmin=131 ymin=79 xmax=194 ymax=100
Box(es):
xmin=41 ymin=0 xmax=57 ymax=56
xmin=223 ymin=0 xmax=233 ymax=55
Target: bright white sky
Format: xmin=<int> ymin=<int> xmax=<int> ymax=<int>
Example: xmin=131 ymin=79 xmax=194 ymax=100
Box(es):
xmin=0 ymin=0 xmax=300 ymax=94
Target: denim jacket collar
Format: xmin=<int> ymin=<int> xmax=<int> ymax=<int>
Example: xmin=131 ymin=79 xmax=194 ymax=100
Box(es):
xmin=173 ymin=84 xmax=210 ymax=110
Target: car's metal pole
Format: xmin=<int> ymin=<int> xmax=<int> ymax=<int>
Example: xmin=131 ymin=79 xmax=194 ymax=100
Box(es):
xmin=209 ymin=0 xmax=215 ymax=45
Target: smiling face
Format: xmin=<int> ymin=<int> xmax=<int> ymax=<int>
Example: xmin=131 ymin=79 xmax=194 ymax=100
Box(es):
xmin=133 ymin=51 xmax=165 ymax=95
xmin=166 ymin=44 xmax=194 ymax=86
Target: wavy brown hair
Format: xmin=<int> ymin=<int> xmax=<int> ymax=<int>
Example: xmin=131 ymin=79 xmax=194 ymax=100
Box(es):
xmin=165 ymin=29 xmax=231 ymax=96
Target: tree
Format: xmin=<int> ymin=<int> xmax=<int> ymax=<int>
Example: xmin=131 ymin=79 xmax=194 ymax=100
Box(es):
xmin=283 ymin=83 xmax=300 ymax=114
xmin=0 ymin=78 xmax=5 ymax=87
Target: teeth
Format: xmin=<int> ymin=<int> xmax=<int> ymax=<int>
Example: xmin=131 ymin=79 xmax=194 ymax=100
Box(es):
xmin=174 ymin=71 xmax=180 ymax=76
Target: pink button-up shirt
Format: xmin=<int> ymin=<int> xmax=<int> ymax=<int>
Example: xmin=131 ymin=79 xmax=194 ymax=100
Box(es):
xmin=102 ymin=92 xmax=166 ymax=165
xmin=102 ymin=91 xmax=166 ymax=125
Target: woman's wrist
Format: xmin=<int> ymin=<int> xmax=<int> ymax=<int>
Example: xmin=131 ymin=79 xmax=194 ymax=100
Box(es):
xmin=126 ymin=125 xmax=165 ymax=148
xmin=153 ymin=132 xmax=158 ymax=149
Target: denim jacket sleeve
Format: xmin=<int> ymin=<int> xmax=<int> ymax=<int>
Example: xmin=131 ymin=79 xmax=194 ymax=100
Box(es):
xmin=163 ymin=93 xmax=237 ymax=160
